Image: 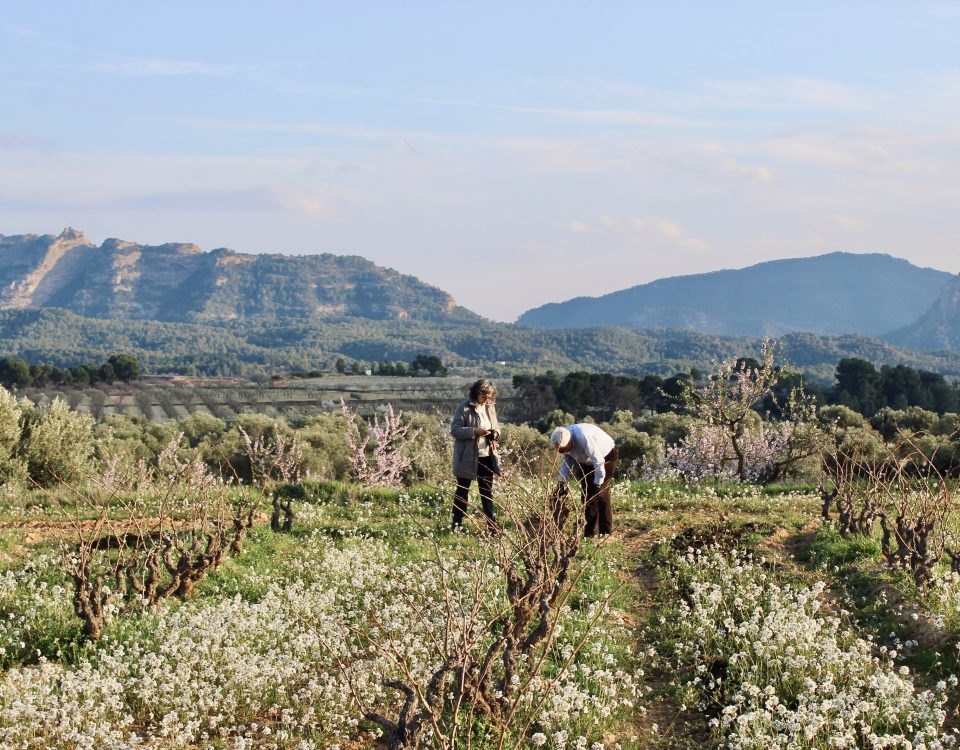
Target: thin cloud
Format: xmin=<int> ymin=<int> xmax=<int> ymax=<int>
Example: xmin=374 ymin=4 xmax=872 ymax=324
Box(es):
xmin=756 ymin=129 xmax=937 ymax=175
xmin=699 ymin=77 xmax=872 ymax=112
xmin=415 ymin=96 xmax=704 ymax=128
xmin=568 ymin=215 xmax=711 ymax=254
xmin=687 ymin=144 xmax=775 ymax=183
xmin=113 ymin=186 xmax=338 ymax=219
xmin=94 ymin=57 xmax=288 ymax=78
xmin=116 ymin=187 xmax=280 ymax=211
xmin=178 ymin=117 xmax=452 ymax=147
xmin=415 ymin=76 xmax=871 ymax=128
xmin=0 ymin=132 xmax=57 ymax=153
xmin=835 ymin=215 xmax=867 ymax=231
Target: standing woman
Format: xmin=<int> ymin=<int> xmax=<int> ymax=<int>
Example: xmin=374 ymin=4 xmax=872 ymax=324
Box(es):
xmin=450 ymin=378 xmax=501 ymax=532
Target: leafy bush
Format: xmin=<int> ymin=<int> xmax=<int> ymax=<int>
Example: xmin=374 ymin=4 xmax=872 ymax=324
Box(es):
xmin=20 ymin=398 xmax=95 ymax=486
xmin=0 ymin=387 xmax=27 ymax=485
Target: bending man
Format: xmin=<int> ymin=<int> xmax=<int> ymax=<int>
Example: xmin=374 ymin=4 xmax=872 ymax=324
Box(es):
xmin=550 ymin=423 xmax=619 ymax=537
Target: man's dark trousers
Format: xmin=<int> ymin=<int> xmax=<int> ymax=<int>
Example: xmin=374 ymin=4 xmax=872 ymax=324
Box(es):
xmin=573 ymin=446 xmax=619 ymax=536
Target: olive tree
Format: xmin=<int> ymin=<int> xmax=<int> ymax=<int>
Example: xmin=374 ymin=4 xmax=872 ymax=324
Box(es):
xmin=0 ymin=386 xmax=28 ymax=485
xmin=21 ymin=397 xmax=96 ymax=486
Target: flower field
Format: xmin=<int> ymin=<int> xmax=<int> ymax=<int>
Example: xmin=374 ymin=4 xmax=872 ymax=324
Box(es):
xmin=0 ymin=479 xmax=957 ymax=749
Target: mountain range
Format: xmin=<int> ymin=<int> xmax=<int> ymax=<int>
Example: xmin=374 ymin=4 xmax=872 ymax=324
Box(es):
xmin=517 ymin=252 xmax=956 ymax=342
xmin=1 ymin=229 xmax=959 ymax=377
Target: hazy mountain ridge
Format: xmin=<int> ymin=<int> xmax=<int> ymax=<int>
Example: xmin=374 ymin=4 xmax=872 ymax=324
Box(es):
xmin=517 ymin=252 xmax=954 ymax=338
xmin=884 ymin=274 xmax=960 ymax=352
xmin=0 ymin=229 xmax=479 ymax=324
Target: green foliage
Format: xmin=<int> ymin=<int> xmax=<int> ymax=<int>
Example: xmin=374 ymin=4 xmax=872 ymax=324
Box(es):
xmin=20 ymin=398 xmax=95 ymax=486
xmin=513 ymin=370 xmax=675 ymax=422
xmin=870 ymin=405 xmax=939 ymax=441
xmin=0 ymin=353 xmax=141 ymax=390
xmin=107 ymin=353 xmax=140 ymax=382
xmin=296 ymin=412 xmax=354 ymax=481
xmin=0 ymin=387 xmax=28 ymax=485
xmin=176 ymin=411 xmax=228 ymax=447
xmin=601 ymin=413 xmax=666 ymax=477
xmin=633 ymin=411 xmax=690 ymax=446
xmin=93 ymin=414 xmax=180 ymax=466
xmin=409 ymin=353 xmax=447 ymax=376
xmin=533 ymin=409 xmax=576 ymax=432
xmin=498 ymin=422 xmax=553 ymax=475
xmin=818 ymin=404 xmax=871 ymax=430
xmin=0 ymin=357 xmax=32 ymax=388
xmin=831 ymin=358 xmax=959 ymax=417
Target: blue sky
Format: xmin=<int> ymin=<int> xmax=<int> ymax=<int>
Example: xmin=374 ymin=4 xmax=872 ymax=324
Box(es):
xmin=3 ymin=2 xmax=960 ymax=320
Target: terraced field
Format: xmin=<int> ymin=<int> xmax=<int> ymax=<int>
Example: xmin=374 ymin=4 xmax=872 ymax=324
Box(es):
xmin=16 ymin=375 xmax=519 ymax=422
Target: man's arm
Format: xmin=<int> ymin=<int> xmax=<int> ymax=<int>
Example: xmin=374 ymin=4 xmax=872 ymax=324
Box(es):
xmin=589 ymin=456 xmax=607 ymax=487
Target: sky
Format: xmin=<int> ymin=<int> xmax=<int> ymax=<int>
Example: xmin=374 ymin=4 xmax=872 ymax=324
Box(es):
xmin=3 ymin=1 xmax=960 ymax=321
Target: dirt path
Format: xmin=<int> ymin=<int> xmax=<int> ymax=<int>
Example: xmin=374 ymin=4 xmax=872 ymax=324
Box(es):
xmin=612 ymin=520 xmax=714 ymax=749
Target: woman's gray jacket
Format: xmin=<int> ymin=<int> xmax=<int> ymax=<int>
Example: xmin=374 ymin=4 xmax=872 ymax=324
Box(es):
xmin=450 ymin=399 xmax=500 ymax=480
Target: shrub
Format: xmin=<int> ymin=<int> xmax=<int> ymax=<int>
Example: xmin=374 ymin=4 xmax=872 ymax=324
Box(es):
xmin=601 ymin=418 xmax=665 ymax=479
xmin=20 ymin=398 xmax=95 ymax=486
xmin=0 ymin=387 xmax=27 ymax=485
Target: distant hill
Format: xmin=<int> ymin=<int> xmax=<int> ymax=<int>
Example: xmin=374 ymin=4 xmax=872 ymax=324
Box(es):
xmin=517 ymin=252 xmax=953 ymax=337
xmin=884 ymin=274 xmax=960 ymax=352
xmin=0 ymin=229 xmax=479 ymax=324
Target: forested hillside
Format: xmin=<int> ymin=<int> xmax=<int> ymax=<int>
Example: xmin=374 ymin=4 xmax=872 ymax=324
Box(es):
xmin=2 ymin=308 xmax=960 ymax=379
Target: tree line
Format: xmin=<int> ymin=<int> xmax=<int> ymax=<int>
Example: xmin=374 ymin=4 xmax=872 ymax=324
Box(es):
xmin=334 ymin=354 xmax=448 ymax=377
xmin=512 ymin=357 xmax=960 ymax=422
xmin=0 ymin=354 xmax=141 ymax=389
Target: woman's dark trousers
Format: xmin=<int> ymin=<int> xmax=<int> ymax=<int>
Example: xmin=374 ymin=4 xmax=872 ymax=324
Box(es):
xmin=453 ymin=455 xmax=496 ymax=530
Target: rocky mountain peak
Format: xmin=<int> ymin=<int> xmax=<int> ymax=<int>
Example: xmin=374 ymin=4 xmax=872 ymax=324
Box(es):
xmin=0 ymin=228 xmax=481 ymax=325
xmin=101 ymin=238 xmax=137 ymax=252
xmin=57 ymin=227 xmax=90 ymax=244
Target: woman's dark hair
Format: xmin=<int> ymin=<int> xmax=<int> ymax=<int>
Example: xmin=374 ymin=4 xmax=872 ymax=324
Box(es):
xmin=469 ymin=378 xmax=497 ymax=403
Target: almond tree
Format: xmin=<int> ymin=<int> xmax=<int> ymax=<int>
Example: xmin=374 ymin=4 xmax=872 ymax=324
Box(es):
xmin=238 ymin=425 xmax=303 ymax=533
xmin=672 ymin=339 xmax=821 ymax=482
xmin=341 ymin=399 xmax=422 ymax=488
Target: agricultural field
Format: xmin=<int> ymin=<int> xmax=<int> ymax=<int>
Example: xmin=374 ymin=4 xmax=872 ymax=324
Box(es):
xmin=0 ymin=471 xmax=958 ymax=749
xmin=2 ymin=343 xmax=959 ymax=748
xmin=12 ymin=375 xmax=519 ymax=423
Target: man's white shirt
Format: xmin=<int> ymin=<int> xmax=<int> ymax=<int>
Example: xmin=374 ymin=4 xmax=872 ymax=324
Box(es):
xmin=558 ymin=423 xmax=615 ymax=487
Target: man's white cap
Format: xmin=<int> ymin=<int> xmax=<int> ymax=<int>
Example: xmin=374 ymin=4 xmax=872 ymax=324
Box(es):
xmin=550 ymin=426 xmax=571 ymax=448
